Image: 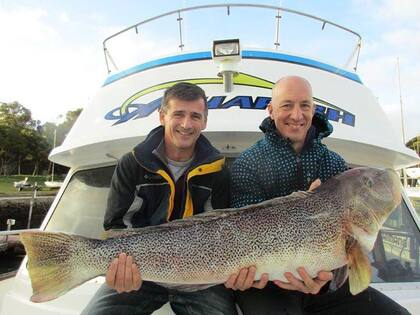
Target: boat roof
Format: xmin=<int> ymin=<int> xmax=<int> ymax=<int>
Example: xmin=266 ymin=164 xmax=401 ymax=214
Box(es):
xmin=49 ymin=3 xmax=419 ymax=170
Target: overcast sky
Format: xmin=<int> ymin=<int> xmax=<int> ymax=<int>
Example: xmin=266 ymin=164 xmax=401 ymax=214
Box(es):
xmin=0 ymin=0 xmax=419 ymax=141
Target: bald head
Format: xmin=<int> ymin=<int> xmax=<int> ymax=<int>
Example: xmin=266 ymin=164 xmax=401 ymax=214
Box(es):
xmin=272 ymin=76 xmax=313 ymax=100
xmin=268 ymin=75 xmax=315 ymax=153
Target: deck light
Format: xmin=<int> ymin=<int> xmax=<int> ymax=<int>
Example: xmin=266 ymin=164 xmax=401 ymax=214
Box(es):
xmin=212 ymin=39 xmax=241 ymax=92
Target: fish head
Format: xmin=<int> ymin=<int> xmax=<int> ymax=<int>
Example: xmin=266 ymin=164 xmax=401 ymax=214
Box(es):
xmin=337 ymin=167 xmax=401 ymax=252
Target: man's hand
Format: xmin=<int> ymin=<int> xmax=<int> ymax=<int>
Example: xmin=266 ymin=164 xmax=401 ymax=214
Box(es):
xmin=105 ymin=253 xmax=142 ymax=293
xmin=273 ymin=267 xmax=332 ymax=294
xmin=309 ymin=179 xmax=321 ymax=191
xmin=224 ymin=266 xmax=269 ymax=291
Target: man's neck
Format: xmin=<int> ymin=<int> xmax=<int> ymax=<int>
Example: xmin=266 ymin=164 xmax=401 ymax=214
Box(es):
xmin=164 ymin=144 xmax=194 ymax=162
xmin=291 ymin=141 xmax=304 ymax=155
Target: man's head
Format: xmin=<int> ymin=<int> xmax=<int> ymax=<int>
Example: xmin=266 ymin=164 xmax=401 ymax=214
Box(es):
xmin=267 ymin=76 xmax=315 ymax=152
xmin=159 ymin=82 xmax=208 ymax=161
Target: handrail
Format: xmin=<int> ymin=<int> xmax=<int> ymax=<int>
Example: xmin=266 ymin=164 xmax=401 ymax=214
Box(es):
xmin=0 ymin=229 xmax=38 ymax=237
xmin=102 ymin=3 xmax=362 ymax=74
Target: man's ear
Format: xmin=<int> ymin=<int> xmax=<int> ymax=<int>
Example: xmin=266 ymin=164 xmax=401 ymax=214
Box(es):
xmin=267 ymin=102 xmax=274 ymax=119
xmin=159 ymin=110 xmax=165 ymax=126
xmin=202 ymin=116 xmax=207 ymax=130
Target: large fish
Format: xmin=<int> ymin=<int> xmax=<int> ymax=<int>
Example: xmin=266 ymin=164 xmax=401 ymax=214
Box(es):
xmin=20 ymin=167 xmax=401 ymax=303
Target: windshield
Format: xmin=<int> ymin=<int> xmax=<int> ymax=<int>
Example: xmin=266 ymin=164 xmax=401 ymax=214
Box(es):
xmin=45 ymin=166 xmax=420 ymax=283
xmin=370 ymin=199 xmax=420 ymax=283
xmin=409 ymin=196 xmax=420 ymax=217
xmin=45 ymin=166 xmax=115 ymax=239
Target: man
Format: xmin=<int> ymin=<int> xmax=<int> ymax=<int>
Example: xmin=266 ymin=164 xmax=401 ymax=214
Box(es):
xmin=228 ymin=76 xmax=409 ymax=314
xmin=81 ymin=82 xmax=237 ymax=315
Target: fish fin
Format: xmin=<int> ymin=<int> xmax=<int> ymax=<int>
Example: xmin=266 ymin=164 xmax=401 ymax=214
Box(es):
xmin=155 ymin=282 xmax=216 ymax=292
xmin=103 ymin=228 xmax=145 ymax=239
xmin=253 ymin=190 xmax=313 ymax=208
xmin=347 ymin=242 xmax=371 ymax=295
xmin=288 ymin=191 xmax=314 ymax=198
xmin=330 ymin=266 xmax=349 ymax=291
xmin=20 ymin=231 xmax=99 ymax=303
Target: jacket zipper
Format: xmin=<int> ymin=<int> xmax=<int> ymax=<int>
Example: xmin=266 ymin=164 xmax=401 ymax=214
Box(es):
xmin=296 ymin=155 xmax=304 ymax=191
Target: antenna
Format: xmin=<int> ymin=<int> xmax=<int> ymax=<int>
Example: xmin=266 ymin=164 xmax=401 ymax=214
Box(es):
xmin=396 ymin=57 xmax=406 ymax=144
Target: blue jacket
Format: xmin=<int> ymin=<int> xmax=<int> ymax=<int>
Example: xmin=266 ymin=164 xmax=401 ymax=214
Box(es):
xmin=231 ymin=112 xmax=347 ymax=208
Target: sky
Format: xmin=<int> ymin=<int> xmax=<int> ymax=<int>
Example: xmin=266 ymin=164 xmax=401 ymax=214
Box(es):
xmin=0 ymin=0 xmax=419 ymax=141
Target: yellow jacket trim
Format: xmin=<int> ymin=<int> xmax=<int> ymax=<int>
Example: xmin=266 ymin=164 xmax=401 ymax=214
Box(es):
xmin=157 ymin=170 xmax=175 ymax=221
xmin=183 ymin=158 xmax=225 ymax=218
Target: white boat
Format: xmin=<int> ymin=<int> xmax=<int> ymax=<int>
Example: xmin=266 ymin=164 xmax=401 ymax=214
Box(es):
xmin=1 ymin=4 xmax=420 ymax=314
xmin=13 ymin=177 xmax=32 ymax=191
xmin=43 ymin=181 xmax=63 ymax=189
xmin=44 ymin=130 xmax=63 ymax=189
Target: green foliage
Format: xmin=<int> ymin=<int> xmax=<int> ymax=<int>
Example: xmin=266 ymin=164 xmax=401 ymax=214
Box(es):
xmin=0 ymin=102 xmax=82 ymax=176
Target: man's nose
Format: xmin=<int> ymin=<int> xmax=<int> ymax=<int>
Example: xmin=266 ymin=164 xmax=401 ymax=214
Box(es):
xmin=290 ymin=106 xmax=303 ymax=120
xmin=181 ymin=116 xmax=193 ymax=129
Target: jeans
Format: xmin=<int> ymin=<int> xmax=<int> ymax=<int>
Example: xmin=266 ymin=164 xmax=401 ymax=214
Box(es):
xmin=81 ymin=281 xmax=237 ymax=315
xmin=234 ymin=280 xmax=411 ymax=315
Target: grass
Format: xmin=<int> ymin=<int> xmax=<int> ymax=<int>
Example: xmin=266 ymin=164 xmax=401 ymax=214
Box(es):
xmin=0 ymin=175 xmax=64 ymax=196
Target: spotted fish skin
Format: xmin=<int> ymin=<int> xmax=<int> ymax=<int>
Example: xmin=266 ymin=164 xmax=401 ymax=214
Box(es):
xmin=20 ymin=167 xmax=401 ymax=302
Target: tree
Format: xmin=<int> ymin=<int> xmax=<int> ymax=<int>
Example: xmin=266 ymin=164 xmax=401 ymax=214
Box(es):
xmin=0 ymin=102 xmax=35 ymax=175
xmin=0 ymin=102 xmax=82 ymax=176
xmin=0 ymin=102 xmax=48 ymax=175
xmin=406 ymin=136 xmax=420 ymax=157
xmin=41 ymin=108 xmax=82 ymax=176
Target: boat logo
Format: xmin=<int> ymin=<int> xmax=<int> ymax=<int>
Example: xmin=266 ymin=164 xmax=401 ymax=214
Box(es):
xmin=104 ymin=73 xmax=355 ymax=127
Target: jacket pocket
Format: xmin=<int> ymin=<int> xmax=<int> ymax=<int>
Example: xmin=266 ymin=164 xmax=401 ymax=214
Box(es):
xmin=131 ymin=182 xmax=170 ymax=227
xmin=190 ymin=184 xmax=212 ymax=214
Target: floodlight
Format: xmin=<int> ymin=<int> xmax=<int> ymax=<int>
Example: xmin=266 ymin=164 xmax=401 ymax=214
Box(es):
xmin=212 ymin=39 xmax=241 ymax=92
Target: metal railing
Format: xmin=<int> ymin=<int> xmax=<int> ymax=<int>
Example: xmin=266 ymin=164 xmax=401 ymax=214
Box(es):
xmin=103 ymin=3 xmax=362 ymax=74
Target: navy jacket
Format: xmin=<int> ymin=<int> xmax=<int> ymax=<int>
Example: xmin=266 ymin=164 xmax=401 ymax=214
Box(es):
xmin=104 ymin=126 xmax=230 ymax=230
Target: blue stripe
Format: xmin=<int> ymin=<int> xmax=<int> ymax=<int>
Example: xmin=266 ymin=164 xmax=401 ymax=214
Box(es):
xmin=103 ymin=50 xmax=361 ymax=86
xmin=103 ymin=52 xmax=211 ymax=86
xmin=242 ymin=51 xmax=362 ymax=83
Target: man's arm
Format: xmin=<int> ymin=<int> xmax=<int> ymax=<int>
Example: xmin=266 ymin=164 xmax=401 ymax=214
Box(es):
xmin=210 ymin=164 xmax=231 ymax=209
xmin=231 ymin=157 xmax=267 ymax=208
xmin=104 ymin=153 xmax=143 ymax=292
xmin=104 ymin=153 xmax=139 ymax=230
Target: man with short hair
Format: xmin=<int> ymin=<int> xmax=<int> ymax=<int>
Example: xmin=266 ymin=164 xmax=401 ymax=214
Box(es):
xmin=228 ymin=76 xmax=409 ymax=314
xmin=82 ymin=82 xmax=237 ymax=315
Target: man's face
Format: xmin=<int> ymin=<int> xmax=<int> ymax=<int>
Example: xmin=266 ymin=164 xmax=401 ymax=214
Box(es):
xmin=267 ymin=77 xmax=315 ymax=147
xmin=159 ymin=97 xmax=207 ymax=160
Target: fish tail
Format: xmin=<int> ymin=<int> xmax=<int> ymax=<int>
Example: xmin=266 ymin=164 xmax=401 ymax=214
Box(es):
xmin=20 ymin=231 xmax=100 ymax=303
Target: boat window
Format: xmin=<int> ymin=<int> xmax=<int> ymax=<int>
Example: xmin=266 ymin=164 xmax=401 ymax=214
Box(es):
xmin=45 ymin=166 xmax=115 ymax=239
xmin=370 ymin=199 xmax=420 ymax=283
xmin=409 ymin=196 xmax=420 ymax=217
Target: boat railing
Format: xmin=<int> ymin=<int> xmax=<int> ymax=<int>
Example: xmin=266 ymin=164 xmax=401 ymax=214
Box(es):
xmin=102 ymin=3 xmax=362 ymax=74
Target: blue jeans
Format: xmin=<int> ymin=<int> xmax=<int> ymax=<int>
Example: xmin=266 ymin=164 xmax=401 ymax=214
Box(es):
xmin=81 ymin=281 xmax=237 ymax=315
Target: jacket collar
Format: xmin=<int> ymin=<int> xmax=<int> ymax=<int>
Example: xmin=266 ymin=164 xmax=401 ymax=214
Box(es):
xmin=259 ymin=111 xmax=333 ymax=151
xmin=132 ymin=125 xmax=222 ymax=172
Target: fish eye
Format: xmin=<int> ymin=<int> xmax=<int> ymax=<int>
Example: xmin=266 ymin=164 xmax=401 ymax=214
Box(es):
xmin=363 ymin=176 xmax=373 ymax=188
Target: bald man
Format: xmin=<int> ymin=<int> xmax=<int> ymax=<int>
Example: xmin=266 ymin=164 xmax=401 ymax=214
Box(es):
xmin=228 ymin=76 xmax=409 ymax=314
